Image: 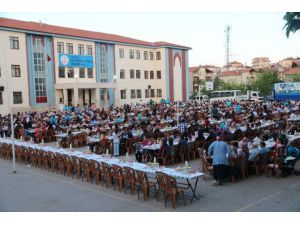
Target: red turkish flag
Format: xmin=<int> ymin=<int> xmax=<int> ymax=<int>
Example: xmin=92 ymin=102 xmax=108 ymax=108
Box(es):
xmin=47 ymin=54 xmax=51 ymax=62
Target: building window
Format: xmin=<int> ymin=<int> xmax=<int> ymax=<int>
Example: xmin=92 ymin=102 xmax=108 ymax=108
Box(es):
xmin=57 ymin=42 xmax=64 ymax=54
xmin=33 ymin=37 xmax=43 ymax=46
xmin=67 ymin=68 xmax=74 ymax=78
xmin=150 ymin=71 xmax=154 ymax=79
xmin=120 ymin=90 xmax=126 ymax=99
xmin=13 ymin=92 xmax=22 ymax=104
xmin=145 ymin=89 xmax=149 ymax=98
xmin=136 ymin=50 xmax=140 ymax=59
xmin=157 ymin=89 xmax=162 ymax=97
xmin=156 ymin=71 xmax=161 ymax=79
xmin=0 ymin=92 xmax=3 ymax=104
xmin=129 ymin=49 xmax=134 ymax=59
xmin=100 ymin=44 xmax=108 ymax=82
xmin=79 ymin=68 xmax=85 ymax=78
xmin=151 ymin=89 xmax=155 ymax=98
xmin=120 ymin=69 xmax=125 ymax=79
xmin=136 ymin=70 xmax=141 ymax=79
xmin=119 ymin=48 xmax=124 ymax=58
xmin=156 ymin=52 xmax=161 ymax=60
xmin=11 ymin=65 xmax=21 ymax=77
xmin=10 ymin=36 xmax=19 ymax=49
xmin=150 ymin=52 xmax=154 ymax=60
xmin=35 ymin=77 xmax=47 ymax=103
xmin=130 ymin=69 xmax=135 ymax=79
xmin=87 ymin=45 xmax=92 ymax=55
xmin=137 ymin=89 xmax=142 ymax=98
xmin=78 ymin=44 xmax=84 ymax=55
xmin=144 ymin=51 xmax=148 ymax=60
xmin=87 ymin=68 xmax=93 ymax=78
xmin=66 ymin=43 xmax=73 ymax=54
xmin=59 ymin=67 xmax=65 ymax=78
xmin=130 ymin=90 xmax=136 ymax=99
xmin=33 ymin=53 xmax=45 ymax=73
xmin=144 ymin=71 xmax=149 ymax=79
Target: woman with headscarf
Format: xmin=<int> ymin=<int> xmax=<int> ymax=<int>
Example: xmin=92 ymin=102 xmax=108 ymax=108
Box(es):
xmin=208 ymin=136 xmax=232 ymax=186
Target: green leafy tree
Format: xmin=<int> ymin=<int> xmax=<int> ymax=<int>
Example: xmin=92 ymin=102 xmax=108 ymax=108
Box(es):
xmin=213 ymin=76 xmax=225 ymax=90
xmin=292 ymin=74 xmax=300 ymax=82
xmin=252 ymin=70 xmax=282 ymax=96
xmin=283 ymin=12 xmax=300 ymax=38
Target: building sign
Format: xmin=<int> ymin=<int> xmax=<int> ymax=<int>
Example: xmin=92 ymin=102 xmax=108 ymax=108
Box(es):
xmin=274 ymin=82 xmax=300 ymax=100
xmin=205 ymin=81 xmax=214 ymax=91
xmin=58 ymin=54 xmax=94 ymax=68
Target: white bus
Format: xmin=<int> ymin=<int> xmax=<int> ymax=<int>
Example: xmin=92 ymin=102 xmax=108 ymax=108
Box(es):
xmin=209 ymin=90 xmax=242 ymax=102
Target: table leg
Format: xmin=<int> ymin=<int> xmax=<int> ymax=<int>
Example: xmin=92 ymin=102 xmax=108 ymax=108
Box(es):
xmin=187 ymin=177 xmax=200 ymax=203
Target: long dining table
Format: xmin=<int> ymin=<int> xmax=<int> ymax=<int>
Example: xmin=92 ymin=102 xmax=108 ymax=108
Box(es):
xmin=0 ymin=137 xmax=204 ymax=201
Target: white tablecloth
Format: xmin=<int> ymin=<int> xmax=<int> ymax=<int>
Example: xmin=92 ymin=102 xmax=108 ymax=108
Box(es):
xmin=0 ymin=138 xmax=203 ymax=180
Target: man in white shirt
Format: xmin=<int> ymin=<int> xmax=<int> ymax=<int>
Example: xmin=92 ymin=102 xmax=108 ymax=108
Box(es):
xmin=112 ymin=129 xmax=120 ymax=156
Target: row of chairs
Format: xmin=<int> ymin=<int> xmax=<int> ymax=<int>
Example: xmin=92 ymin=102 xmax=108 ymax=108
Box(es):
xmin=0 ymin=142 xmax=187 ymax=208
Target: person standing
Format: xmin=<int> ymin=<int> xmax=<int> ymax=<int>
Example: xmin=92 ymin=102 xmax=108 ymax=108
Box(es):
xmin=112 ymin=128 xmax=120 ymax=156
xmin=208 ymin=136 xmax=232 ymax=186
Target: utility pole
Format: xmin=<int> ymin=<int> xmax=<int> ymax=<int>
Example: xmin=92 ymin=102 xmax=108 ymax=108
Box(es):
xmin=225 ymin=25 xmax=231 ymax=70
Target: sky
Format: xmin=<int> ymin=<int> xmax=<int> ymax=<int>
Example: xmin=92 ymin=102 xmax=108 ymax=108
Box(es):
xmin=1 ymin=12 xmax=300 ymax=67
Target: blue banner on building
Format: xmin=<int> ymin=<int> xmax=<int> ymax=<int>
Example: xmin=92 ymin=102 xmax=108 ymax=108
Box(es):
xmin=58 ymin=54 xmax=94 ymax=68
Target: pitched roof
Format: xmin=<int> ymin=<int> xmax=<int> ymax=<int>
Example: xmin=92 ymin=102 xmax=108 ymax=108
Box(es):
xmin=189 ymin=66 xmax=199 ymax=73
xmin=220 ymin=70 xmax=241 ymax=76
xmin=284 ymin=67 xmax=300 ymax=75
xmin=0 ymin=17 xmax=190 ymax=49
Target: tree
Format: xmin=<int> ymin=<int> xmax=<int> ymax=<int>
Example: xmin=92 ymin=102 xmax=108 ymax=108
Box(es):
xmin=213 ymin=76 xmax=225 ymax=90
xmin=283 ymin=12 xmax=300 ymax=38
xmin=292 ymin=74 xmax=300 ymax=82
xmin=252 ymin=70 xmax=282 ymax=96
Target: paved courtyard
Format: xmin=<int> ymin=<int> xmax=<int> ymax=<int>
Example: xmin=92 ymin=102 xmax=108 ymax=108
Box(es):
xmin=0 ymin=157 xmax=299 ymax=212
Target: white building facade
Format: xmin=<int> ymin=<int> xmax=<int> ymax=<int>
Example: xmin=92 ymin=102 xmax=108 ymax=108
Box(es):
xmin=0 ymin=18 xmax=190 ymax=114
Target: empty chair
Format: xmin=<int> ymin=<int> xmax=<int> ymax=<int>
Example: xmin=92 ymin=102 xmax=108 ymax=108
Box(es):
xmin=101 ymin=162 xmax=113 ymax=188
xmin=123 ymin=166 xmax=137 ymax=195
xmin=136 ymin=170 xmax=157 ymax=201
xmin=112 ymin=164 xmax=125 ymax=192
xmin=90 ymin=159 xmax=102 ymax=185
xmin=164 ymin=175 xmax=186 ymax=209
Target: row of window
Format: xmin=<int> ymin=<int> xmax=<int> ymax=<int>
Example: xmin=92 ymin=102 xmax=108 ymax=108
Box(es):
xmin=119 ymin=48 xmax=161 ymax=60
xmin=58 ymin=67 xmax=93 ymax=78
xmin=57 ymin=42 xmax=93 ymax=55
xmin=0 ymin=91 xmax=22 ymax=104
xmin=120 ymin=89 xmax=162 ymax=99
xmin=120 ymin=70 xmax=161 ymax=79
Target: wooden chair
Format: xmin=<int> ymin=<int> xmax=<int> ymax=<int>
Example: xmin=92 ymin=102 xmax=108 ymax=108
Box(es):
xmin=90 ymin=159 xmax=102 ymax=185
xmin=265 ymin=153 xmax=281 ymax=177
xmin=136 ymin=170 xmax=157 ymax=201
xmin=56 ymin=152 xmax=65 ymax=175
xmin=71 ymin=156 xmax=81 ymax=178
xmin=112 ymin=164 xmax=125 ymax=192
xmin=15 ymin=145 xmax=23 ymax=163
xmin=28 ymin=148 xmax=38 ymax=167
xmin=200 ymin=155 xmax=213 ymax=175
xmin=36 ymin=150 xmax=47 ymax=170
xmin=155 ymin=171 xmax=168 ymax=202
xmin=164 ymin=175 xmax=186 ymax=209
xmin=80 ymin=158 xmax=91 ymax=182
xmin=176 ymin=145 xmax=187 ymax=163
xmin=186 ymin=142 xmax=195 ymax=161
xmin=101 ymin=162 xmax=113 ymax=188
xmin=47 ymin=151 xmax=58 ymax=172
xmin=63 ymin=154 xmax=73 ymax=177
xmin=123 ymin=166 xmax=137 ymax=195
